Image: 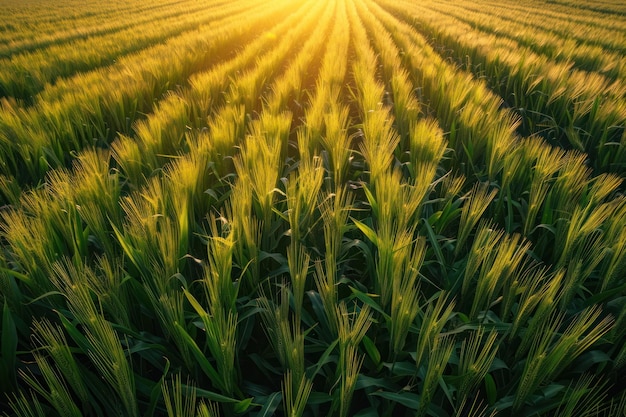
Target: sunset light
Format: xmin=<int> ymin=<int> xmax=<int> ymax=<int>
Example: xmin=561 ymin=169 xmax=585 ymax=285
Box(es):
xmin=1 ymin=0 xmax=625 ymax=415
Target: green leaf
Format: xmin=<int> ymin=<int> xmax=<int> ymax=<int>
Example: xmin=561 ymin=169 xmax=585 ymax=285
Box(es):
xmin=234 ymin=397 xmax=254 ymax=414
xmin=571 ymin=350 xmax=611 ymax=373
xmin=25 ymin=291 xmax=65 ymax=304
xmin=343 ymin=238 xmax=376 ymax=278
xmin=1 ymin=302 xmax=16 ymax=361
xmin=438 ymin=375 xmax=455 ymax=407
xmin=143 ymin=359 xmax=170 ymax=417
xmin=55 ymin=310 xmax=91 ymax=353
xmin=456 ymin=313 xmax=470 ymax=323
xmin=110 ymin=220 xmax=144 ymax=274
xmin=307 ymin=391 xmax=332 ymax=405
xmin=307 ymin=339 xmax=339 ymax=379
xmin=422 ymin=218 xmax=448 ymax=281
xmin=370 ymin=391 xmax=421 ymax=410
xmin=192 ymin=385 xmax=244 ymax=404
xmin=1 ymin=301 xmax=17 ymax=389
xmin=354 ymin=407 xmax=380 ymax=417
xmin=484 ymin=373 xmax=497 ymax=406
xmin=383 ymin=361 xmax=417 ymax=377
xmin=352 ymin=217 xmax=378 ymax=246
xmin=0 ymin=267 xmax=30 ymax=284
xmin=306 ymin=290 xmax=332 ymax=339
xmin=252 ymin=392 xmax=281 ymax=417
xmin=258 ymin=251 xmax=287 ymax=264
xmin=362 ymin=335 xmax=381 ymax=370
xmin=361 ymin=184 xmax=379 ymax=216
xmin=582 ymin=282 xmax=626 ymax=308
xmin=524 ymin=385 xmax=567 ymax=416
xmin=440 ymin=322 xmax=510 ymax=337
xmin=505 ymin=189 xmax=515 ymax=233
xmin=248 ymin=353 xmax=282 ymax=377
xmin=349 ymin=287 xmax=386 ymax=318
xmin=489 ymin=357 xmax=509 ymax=372
xmin=539 ymin=384 xmax=565 ymax=400
xmin=174 ymin=323 xmax=226 ymax=392
xmin=355 ymin=375 xmax=397 ymax=391
xmin=183 ymin=289 xmax=208 ymax=319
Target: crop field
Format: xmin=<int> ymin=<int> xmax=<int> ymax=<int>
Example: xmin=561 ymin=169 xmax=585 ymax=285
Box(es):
xmin=1 ymin=0 xmax=625 ymax=415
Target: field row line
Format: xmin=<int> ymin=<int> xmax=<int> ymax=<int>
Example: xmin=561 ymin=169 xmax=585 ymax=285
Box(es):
xmin=0 ymin=0 xmax=262 ymax=102
xmin=416 ymin=0 xmax=626 ymax=82
xmin=0 ymin=0 xmax=304 ymax=191
xmin=378 ymin=0 xmax=626 ymax=176
xmin=0 ymin=0 xmax=196 ymax=52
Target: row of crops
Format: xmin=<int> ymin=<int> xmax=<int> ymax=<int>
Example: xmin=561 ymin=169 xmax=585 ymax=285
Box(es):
xmin=1 ymin=0 xmax=625 ymax=415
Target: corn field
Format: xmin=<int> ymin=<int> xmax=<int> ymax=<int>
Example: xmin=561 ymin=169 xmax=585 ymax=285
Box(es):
xmin=1 ymin=0 xmax=625 ymax=415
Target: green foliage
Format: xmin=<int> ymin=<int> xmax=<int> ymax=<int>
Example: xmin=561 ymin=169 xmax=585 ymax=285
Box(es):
xmin=1 ymin=0 xmax=625 ymax=415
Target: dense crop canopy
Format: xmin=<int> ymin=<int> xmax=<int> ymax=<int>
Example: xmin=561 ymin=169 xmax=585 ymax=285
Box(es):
xmin=1 ymin=0 xmax=625 ymax=415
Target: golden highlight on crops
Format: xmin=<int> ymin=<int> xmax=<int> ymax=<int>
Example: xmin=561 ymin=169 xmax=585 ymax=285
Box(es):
xmin=1 ymin=0 xmax=625 ymax=415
